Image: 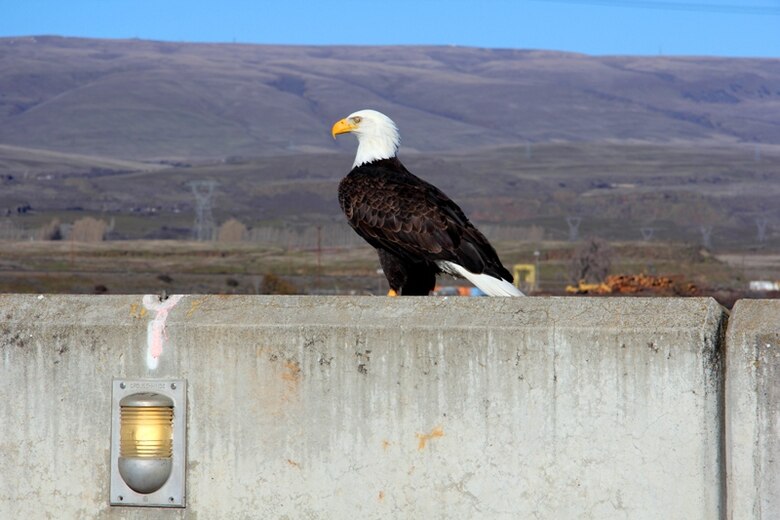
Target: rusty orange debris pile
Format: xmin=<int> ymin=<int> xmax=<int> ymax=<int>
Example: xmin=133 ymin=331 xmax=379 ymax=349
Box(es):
xmin=566 ymin=274 xmax=698 ymax=296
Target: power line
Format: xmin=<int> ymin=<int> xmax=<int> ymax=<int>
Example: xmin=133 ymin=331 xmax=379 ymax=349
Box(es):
xmin=527 ymin=0 xmax=780 ymax=15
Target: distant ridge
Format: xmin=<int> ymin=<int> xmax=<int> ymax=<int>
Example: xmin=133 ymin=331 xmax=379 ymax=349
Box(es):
xmin=1 ymin=36 xmax=778 ymax=160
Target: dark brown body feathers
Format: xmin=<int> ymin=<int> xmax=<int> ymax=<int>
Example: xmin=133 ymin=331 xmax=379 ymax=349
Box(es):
xmin=338 ymin=157 xmax=513 ymax=295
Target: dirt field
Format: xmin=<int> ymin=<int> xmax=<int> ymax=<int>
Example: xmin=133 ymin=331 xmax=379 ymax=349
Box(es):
xmin=1 ymin=239 xmax=775 ymax=308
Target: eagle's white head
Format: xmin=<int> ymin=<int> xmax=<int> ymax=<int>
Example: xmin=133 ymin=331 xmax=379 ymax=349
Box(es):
xmin=332 ymin=109 xmax=400 ymax=168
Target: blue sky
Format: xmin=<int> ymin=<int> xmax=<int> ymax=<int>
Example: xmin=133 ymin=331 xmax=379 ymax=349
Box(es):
xmin=1 ymin=0 xmax=779 ymax=57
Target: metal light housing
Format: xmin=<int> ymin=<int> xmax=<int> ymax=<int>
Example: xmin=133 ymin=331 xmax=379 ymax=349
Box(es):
xmin=110 ymin=379 xmax=186 ymax=507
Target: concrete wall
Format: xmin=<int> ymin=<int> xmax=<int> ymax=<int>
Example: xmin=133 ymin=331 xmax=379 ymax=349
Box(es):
xmin=0 ymin=295 xmax=732 ymax=518
xmin=726 ymin=300 xmax=780 ymax=520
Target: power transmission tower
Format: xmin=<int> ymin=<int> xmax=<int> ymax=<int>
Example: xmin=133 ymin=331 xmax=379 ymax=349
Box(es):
xmin=700 ymin=225 xmax=713 ymax=250
xmin=566 ymin=216 xmax=582 ymax=242
xmin=640 ymin=227 xmax=655 ymax=241
xmin=756 ymin=217 xmax=769 ymax=243
xmin=189 ymin=180 xmax=218 ymax=241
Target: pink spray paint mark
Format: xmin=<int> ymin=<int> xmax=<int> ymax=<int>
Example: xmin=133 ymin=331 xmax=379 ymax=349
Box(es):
xmin=142 ymin=295 xmax=183 ymax=370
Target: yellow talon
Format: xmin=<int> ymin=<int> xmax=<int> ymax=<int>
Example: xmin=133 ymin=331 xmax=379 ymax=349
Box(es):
xmin=387 ymin=289 xmax=398 ymax=297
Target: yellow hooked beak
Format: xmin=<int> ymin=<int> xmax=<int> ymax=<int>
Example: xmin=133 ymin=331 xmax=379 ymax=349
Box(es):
xmin=331 ymin=118 xmax=357 ymax=139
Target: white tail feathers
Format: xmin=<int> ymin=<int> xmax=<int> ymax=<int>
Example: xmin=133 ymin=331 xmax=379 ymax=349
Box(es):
xmin=437 ymin=261 xmax=525 ymax=297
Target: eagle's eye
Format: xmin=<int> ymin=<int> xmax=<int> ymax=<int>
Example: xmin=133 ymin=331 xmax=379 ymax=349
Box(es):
xmin=352 ymin=116 xmax=362 ymax=124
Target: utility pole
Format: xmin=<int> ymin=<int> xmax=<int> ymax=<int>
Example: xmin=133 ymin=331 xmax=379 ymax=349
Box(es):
xmin=316 ymin=225 xmax=322 ymax=291
xmin=533 ymin=250 xmax=540 ymax=292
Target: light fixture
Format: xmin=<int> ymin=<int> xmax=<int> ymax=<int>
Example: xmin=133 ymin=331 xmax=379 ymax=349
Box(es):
xmin=110 ymin=379 xmax=186 ymax=507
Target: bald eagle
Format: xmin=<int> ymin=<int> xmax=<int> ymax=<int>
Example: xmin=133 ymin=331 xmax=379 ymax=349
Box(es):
xmin=332 ymin=109 xmax=524 ymax=297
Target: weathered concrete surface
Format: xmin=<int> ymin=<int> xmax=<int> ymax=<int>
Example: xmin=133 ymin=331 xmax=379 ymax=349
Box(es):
xmin=725 ymin=300 xmax=780 ymax=520
xmin=0 ymin=295 xmax=726 ymax=519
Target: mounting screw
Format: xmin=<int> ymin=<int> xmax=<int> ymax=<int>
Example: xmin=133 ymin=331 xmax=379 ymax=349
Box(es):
xmin=119 ymin=382 xmax=125 ymax=389
xmin=169 ymin=496 xmax=175 ymax=503
xmin=171 ymin=383 xmax=177 ymax=390
xmin=118 ymin=496 xmax=124 ymax=501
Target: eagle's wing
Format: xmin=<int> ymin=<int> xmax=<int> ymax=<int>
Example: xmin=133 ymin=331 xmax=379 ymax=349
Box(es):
xmin=338 ymin=160 xmax=512 ymax=281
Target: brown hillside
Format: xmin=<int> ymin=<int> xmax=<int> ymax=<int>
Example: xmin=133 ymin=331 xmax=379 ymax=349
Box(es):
xmin=1 ymin=36 xmax=778 ymax=160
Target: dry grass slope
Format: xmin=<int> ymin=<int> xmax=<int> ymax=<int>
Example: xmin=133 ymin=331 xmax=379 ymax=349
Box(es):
xmin=1 ymin=37 xmax=779 ymax=250
xmin=1 ymin=36 xmax=779 ymax=160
